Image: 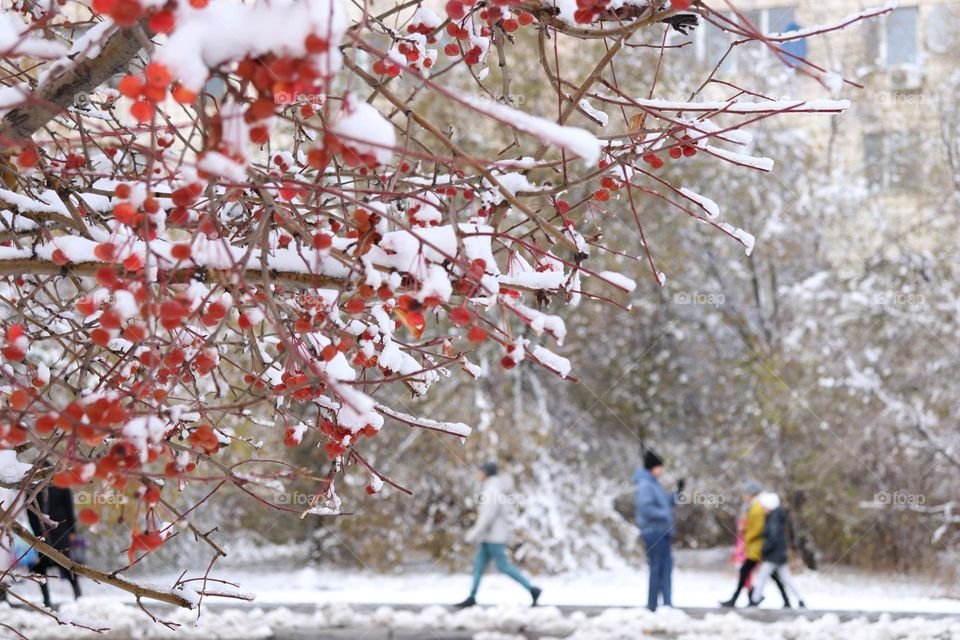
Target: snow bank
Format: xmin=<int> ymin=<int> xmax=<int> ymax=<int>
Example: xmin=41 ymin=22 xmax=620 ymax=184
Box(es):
xmin=2 ymin=599 xmax=958 ymax=640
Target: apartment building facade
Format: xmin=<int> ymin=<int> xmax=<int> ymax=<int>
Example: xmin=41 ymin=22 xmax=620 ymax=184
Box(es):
xmin=675 ymin=0 xmax=960 ymax=256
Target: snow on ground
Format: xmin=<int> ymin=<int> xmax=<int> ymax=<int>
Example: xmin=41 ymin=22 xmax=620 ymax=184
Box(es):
xmin=52 ymin=563 xmax=951 ymax=614
xmin=3 ymin=558 xmax=958 ymax=638
xmin=1 ymin=600 xmax=959 ymax=640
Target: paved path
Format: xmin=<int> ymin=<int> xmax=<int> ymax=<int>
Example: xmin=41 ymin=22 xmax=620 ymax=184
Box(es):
xmin=211 ymin=600 xmax=959 ymax=622
xmin=244 ymin=603 xmax=960 ymax=639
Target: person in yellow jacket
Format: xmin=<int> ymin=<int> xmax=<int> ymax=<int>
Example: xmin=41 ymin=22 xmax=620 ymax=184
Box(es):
xmin=720 ymin=481 xmax=792 ymax=607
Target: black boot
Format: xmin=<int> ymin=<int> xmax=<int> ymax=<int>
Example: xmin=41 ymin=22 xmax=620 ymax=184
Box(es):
xmin=747 ymin=595 xmax=764 ymax=608
xmin=69 ymin=573 xmax=81 ymax=600
xmin=530 ymin=587 xmax=542 ymax=607
xmin=719 ymin=598 xmax=737 ymax=608
xmin=454 ymin=596 xmax=476 ymax=608
xmin=798 ymin=600 xmax=807 ymax=609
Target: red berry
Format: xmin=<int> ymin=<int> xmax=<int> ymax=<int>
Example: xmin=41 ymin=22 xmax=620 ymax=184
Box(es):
xmin=148 ymin=10 xmax=175 ymax=33
xmin=171 ymin=243 xmax=192 ymax=261
xmin=446 ymin=0 xmax=465 ymax=20
xmin=90 ymin=328 xmax=112 ymax=346
xmin=94 ymin=242 xmax=116 ymax=262
xmin=92 ymin=0 xmax=116 ymax=13
xmin=450 ymin=306 xmax=471 ymax=326
xmin=467 ymin=326 xmax=487 ymax=342
xmin=17 ymin=146 xmax=38 ymax=168
xmin=118 ymin=74 xmax=144 ymax=98
xmin=172 ymin=84 xmax=197 ymax=104
xmin=130 ymin=100 xmax=154 ymax=122
xmin=144 ymin=62 xmax=172 ymax=88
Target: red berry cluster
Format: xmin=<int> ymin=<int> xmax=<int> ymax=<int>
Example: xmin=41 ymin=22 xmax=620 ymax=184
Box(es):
xmin=669 ymin=134 xmax=699 ymax=159
xmin=464 ymin=43 xmax=485 ymax=65
xmin=398 ymin=41 xmax=435 ymax=74
xmin=2 ymin=324 xmax=28 ymax=362
xmin=406 ymin=16 xmax=440 ymax=43
xmin=235 ymin=36 xmax=331 ymax=123
xmin=119 ymin=63 xmax=196 ymax=123
xmin=372 ymin=56 xmax=402 ymax=78
xmin=110 ymin=183 xmax=162 ymax=238
xmin=129 ymin=529 xmax=165 ymax=562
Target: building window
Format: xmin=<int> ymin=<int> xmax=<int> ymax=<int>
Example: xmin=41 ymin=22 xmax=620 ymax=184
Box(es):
xmin=865 ymin=6 xmax=919 ymax=66
xmin=863 ymin=131 xmax=922 ymax=191
xmin=698 ymin=6 xmax=798 ymax=70
xmin=887 ymin=7 xmax=919 ymax=65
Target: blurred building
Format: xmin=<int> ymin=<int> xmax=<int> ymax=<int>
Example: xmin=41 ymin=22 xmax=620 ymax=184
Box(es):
xmin=679 ymin=0 xmax=960 ymax=255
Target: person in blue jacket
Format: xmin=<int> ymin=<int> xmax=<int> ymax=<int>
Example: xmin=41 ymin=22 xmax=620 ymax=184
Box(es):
xmin=634 ymin=449 xmax=683 ymax=611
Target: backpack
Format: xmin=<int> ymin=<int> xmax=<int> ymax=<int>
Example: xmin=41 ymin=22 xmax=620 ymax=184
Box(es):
xmin=10 ymin=536 xmax=39 ymax=569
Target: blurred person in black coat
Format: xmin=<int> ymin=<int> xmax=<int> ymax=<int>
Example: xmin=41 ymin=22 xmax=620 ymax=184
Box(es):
xmin=27 ymin=485 xmax=82 ymax=608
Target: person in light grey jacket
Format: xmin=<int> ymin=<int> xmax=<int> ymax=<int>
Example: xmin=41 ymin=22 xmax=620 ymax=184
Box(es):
xmin=455 ymin=462 xmax=542 ymax=608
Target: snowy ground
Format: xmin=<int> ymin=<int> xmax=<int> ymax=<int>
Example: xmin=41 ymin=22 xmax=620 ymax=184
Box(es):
xmin=2 ymin=553 xmax=959 ymax=639
xmin=2 ymin=599 xmax=960 ymax=640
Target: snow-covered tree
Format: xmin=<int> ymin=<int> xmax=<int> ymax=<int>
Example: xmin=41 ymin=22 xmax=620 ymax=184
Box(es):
xmin=0 ymin=0 xmax=880 ymax=623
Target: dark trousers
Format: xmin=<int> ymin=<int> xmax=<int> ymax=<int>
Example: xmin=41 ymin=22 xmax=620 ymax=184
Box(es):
xmin=730 ymin=558 xmax=790 ymax=606
xmin=641 ymin=532 xmax=673 ymax=611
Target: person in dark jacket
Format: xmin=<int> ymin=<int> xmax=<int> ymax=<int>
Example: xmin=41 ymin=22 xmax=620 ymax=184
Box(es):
xmin=27 ymin=485 xmax=82 ymax=607
xmin=748 ymin=492 xmax=806 ymax=608
xmin=720 ymin=481 xmax=793 ymax=608
xmin=634 ymin=449 xmax=681 ymax=611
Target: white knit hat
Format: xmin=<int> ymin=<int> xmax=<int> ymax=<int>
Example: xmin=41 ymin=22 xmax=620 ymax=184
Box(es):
xmin=758 ymin=491 xmax=781 ymax=510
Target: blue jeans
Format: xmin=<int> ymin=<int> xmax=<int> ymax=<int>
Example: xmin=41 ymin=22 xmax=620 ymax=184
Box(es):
xmin=469 ymin=542 xmax=533 ymax=597
xmin=641 ymin=532 xmax=673 ymax=610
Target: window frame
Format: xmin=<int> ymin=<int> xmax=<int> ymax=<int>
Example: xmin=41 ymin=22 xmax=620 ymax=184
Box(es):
xmin=865 ymin=5 xmax=921 ymax=67
xmin=696 ymin=5 xmax=799 ymax=71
